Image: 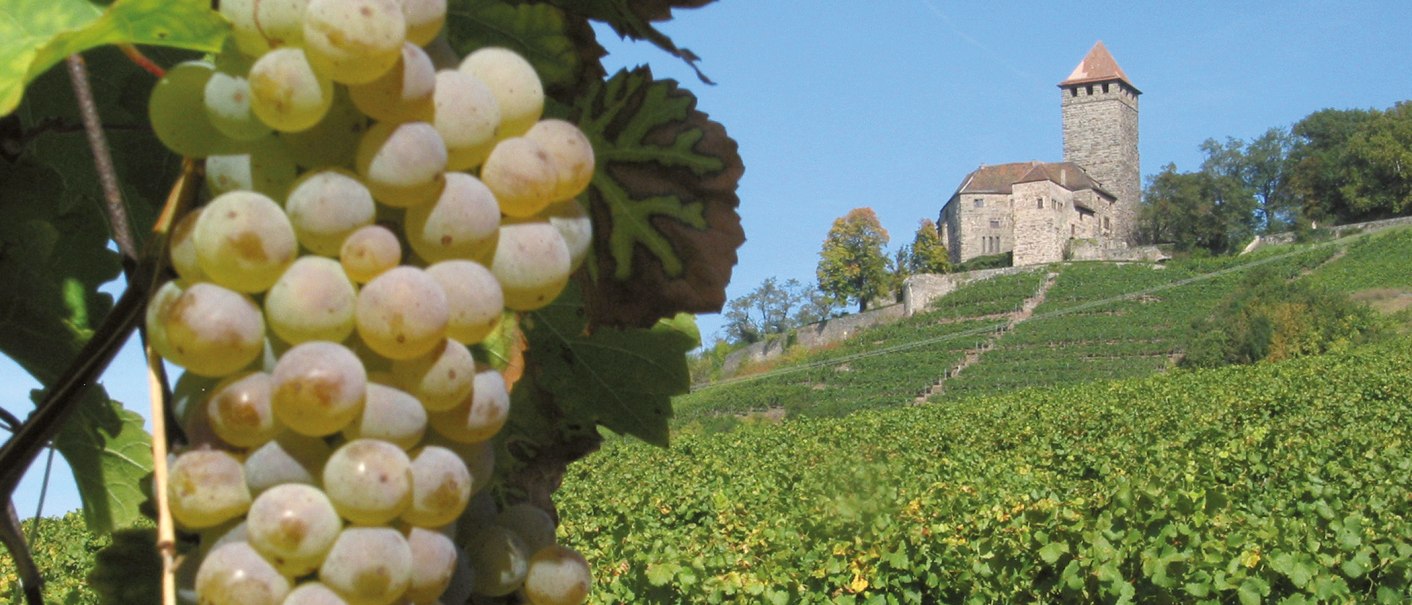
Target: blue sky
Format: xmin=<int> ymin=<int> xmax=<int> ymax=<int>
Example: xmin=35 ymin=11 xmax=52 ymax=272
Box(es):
xmin=9 ymin=1 xmax=1412 ymax=519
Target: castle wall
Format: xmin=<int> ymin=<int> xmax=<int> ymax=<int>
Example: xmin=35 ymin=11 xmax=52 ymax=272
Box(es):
xmin=1062 ymin=82 xmax=1139 ymax=244
xmin=950 ymin=193 xmax=1013 ymax=263
xmin=1011 ymin=181 xmax=1067 ymax=265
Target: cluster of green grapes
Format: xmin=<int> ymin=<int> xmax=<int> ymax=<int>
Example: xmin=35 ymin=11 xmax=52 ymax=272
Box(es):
xmin=144 ymin=0 xmax=595 ymax=603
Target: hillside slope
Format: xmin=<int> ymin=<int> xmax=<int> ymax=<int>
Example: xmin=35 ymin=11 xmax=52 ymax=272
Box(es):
xmin=561 ymin=339 xmax=1412 ymax=603
xmin=678 ymin=227 xmax=1411 ymax=429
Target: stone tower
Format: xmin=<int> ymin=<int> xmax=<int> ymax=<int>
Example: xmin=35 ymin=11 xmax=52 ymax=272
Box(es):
xmin=1060 ymin=41 xmax=1140 ymax=244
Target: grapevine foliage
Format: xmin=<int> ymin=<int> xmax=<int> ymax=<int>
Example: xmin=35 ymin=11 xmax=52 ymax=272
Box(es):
xmin=0 ymin=0 xmax=225 ymax=114
xmin=0 ymin=0 xmax=741 ymax=600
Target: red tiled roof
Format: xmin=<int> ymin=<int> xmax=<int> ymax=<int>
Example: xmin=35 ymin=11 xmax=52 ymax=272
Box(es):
xmin=1059 ymin=41 xmax=1137 ymax=90
xmin=953 ymin=161 xmax=1110 ymax=196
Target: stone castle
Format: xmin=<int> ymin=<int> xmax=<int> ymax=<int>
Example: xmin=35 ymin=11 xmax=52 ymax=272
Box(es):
xmin=939 ymin=41 xmax=1141 ymax=266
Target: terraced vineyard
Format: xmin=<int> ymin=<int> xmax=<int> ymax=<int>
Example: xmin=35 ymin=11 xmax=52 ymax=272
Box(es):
xmin=672 ymin=269 xmax=1051 ymax=427
xmin=683 ymin=231 xmax=1384 ymax=426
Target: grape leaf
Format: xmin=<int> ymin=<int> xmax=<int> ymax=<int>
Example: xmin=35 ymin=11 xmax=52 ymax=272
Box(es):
xmin=0 ymin=0 xmax=227 ymax=116
xmin=523 ymin=282 xmax=699 ymax=447
xmin=548 ymin=0 xmax=715 ymax=84
xmin=570 ymin=67 xmax=744 ymax=327
xmin=445 ymin=0 xmax=594 ymax=94
xmin=52 ymin=394 xmax=153 ymax=535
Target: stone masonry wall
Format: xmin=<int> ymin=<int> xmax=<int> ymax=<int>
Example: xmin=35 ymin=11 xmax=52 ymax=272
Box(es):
xmin=950 ymin=192 xmax=1013 ymax=263
xmin=1011 ymin=180 xmax=1067 ymax=266
xmin=901 ymin=265 xmax=1046 ymax=316
xmin=1062 ymin=82 xmax=1139 ymax=244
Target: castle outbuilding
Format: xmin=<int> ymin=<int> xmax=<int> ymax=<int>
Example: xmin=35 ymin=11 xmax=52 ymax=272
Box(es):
xmin=939 ymin=41 xmax=1141 ymax=266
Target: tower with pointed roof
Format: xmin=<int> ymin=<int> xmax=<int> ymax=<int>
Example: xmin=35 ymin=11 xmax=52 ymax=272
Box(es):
xmin=1059 ymin=41 xmax=1141 ymax=244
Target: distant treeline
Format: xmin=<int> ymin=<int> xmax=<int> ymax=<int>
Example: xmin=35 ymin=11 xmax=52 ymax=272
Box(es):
xmin=1140 ymin=101 xmax=1412 ymax=254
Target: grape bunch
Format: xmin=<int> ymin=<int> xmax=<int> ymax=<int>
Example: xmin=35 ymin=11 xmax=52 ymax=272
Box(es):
xmin=145 ymin=1 xmax=595 ymax=603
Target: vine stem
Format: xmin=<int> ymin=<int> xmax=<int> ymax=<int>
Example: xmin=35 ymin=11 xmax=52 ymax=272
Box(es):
xmin=64 ymin=54 xmax=138 ymax=262
xmin=144 ymin=337 xmax=176 ymax=605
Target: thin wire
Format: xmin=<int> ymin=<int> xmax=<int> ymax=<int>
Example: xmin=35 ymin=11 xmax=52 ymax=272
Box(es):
xmin=25 ymin=444 xmax=56 ymax=547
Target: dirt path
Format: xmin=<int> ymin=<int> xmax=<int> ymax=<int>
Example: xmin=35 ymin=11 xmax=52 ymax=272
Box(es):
xmin=913 ymin=271 xmax=1059 ymax=404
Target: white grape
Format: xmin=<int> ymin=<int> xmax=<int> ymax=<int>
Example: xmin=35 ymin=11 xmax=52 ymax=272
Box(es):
xmin=425 ymin=260 xmax=503 ymax=345
xmin=400 ymin=0 xmax=447 ymax=46
xmin=286 ymin=169 xmax=378 ymax=256
xmin=458 ymin=47 xmax=543 ymax=138
xmin=342 ymin=382 xmax=427 ymax=450
xmin=355 ymin=266 xmax=450 ymax=360
xmin=464 ymin=525 xmax=529 ymax=597
xmin=168 ymin=208 xmax=207 ymax=283
xmin=204 ymin=135 xmax=299 ymax=200
xmin=349 ymin=42 xmax=437 ymax=123
xmin=169 ymin=449 xmax=252 ymax=529
xmin=522 ymin=545 xmax=591 ymax=605
xmin=481 ymin=136 xmax=558 ymax=218
xmin=147 ymin=280 xmax=265 ymax=377
xmin=149 ymin=61 xmax=243 ymax=158
xmin=488 ymin=220 xmax=572 ymax=311
xmin=497 ymin=502 xmax=556 ymax=555
xmin=427 ymin=367 xmax=508 ymax=444
xmin=249 ymin=47 xmax=335 ymax=132
xmin=355 ymin=121 xmax=448 ymax=207
xmin=265 ymin=256 xmax=359 ymax=344
xmin=204 ymin=69 xmax=272 ymax=142
xmin=193 ymin=190 xmax=298 ymax=294
xmin=389 ymin=338 xmax=475 ymax=412
xmin=172 ymin=371 xmax=227 ymax=448
xmin=404 ymin=171 xmax=499 ymax=263
xmin=541 ymin=199 xmax=593 ymax=273
xmin=244 ymin=431 xmax=332 ymax=495
xmin=303 ymin=0 xmax=407 ymax=84
xmin=284 ymin=582 xmax=352 ymax=605
xmin=282 ymin=87 xmax=369 ymax=169
xmin=431 ymin=69 xmax=500 ymax=170
xmin=246 ymin=483 xmax=343 ymax=577
xmin=271 ymin=341 xmax=368 ymax=436
xmin=524 ymin=119 xmax=595 ymax=203
xmin=402 ymin=445 xmax=472 ymax=527
xmin=195 ymin=542 xmax=291 ymax=605
xmin=403 ymin=525 xmax=457 ymax=603
xmin=206 ymin=371 xmax=280 ymax=447
xmin=323 ymin=438 xmax=413 ymax=525
xmin=319 ymin=526 xmax=413 ymax=605
xmin=340 ymin=225 xmax=402 ymax=285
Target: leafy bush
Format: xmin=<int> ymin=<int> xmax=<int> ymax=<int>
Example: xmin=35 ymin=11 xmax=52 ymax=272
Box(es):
xmin=953 ymin=251 xmax=1013 ymax=272
xmin=1183 ymin=268 xmax=1384 ymax=368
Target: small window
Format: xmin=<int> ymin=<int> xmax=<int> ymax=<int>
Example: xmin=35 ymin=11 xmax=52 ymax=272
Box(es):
xmin=1103 ymin=216 xmax=1111 ymax=231
xmin=1086 ymin=85 xmax=1093 ymax=95
xmin=1102 ymin=83 xmax=1110 ymax=93
xmin=1069 ymin=87 xmax=1078 ymax=97
xmin=974 ymin=198 xmax=984 ymax=208
xmin=1071 ymin=224 xmax=1076 ymax=236
xmin=990 ymin=219 xmax=1001 ymax=229
xmin=1037 ymin=198 xmax=1044 ymax=209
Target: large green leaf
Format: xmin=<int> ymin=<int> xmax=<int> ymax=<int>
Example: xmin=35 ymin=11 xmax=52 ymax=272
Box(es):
xmin=52 ymin=394 xmax=153 ymax=535
xmin=523 ymin=282 xmax=699 ymax=446
xmin=572 ymin=67 xmax=744 ymax=327
xmin=0 ymin=0 xmax=227 ymax=116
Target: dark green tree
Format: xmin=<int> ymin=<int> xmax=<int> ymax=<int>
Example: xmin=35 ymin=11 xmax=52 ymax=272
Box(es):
xmin=816 ymin=207 xmax=892 ymax=313
xmin=1287 ymin=108 xmax=1377 ymax=223
xmin=1139 ymin=163 xmax=1251 ymax=253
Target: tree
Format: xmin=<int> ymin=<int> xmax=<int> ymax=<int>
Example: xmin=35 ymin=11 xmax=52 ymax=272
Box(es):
xmin=1341 ymin=102 xmax=1412 ymax=218
xmin=1140 ymin=163 xmax=1251 ymax=253
xmin=816 ymin=207 xmax=892 ymax=313
xmin=722 ymin=277 xmax=838 ymax=343
xmin=1287 ymin=108 xmax=1377 ymax=223
xmin=1242 ymin=127 xmax=1296 ymax=233
xmin=903 ymin=219 xmax=950 ymax=274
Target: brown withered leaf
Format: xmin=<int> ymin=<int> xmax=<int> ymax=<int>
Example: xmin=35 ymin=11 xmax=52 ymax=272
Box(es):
xmin=569 ymin=67 xmax=744 ymax=328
